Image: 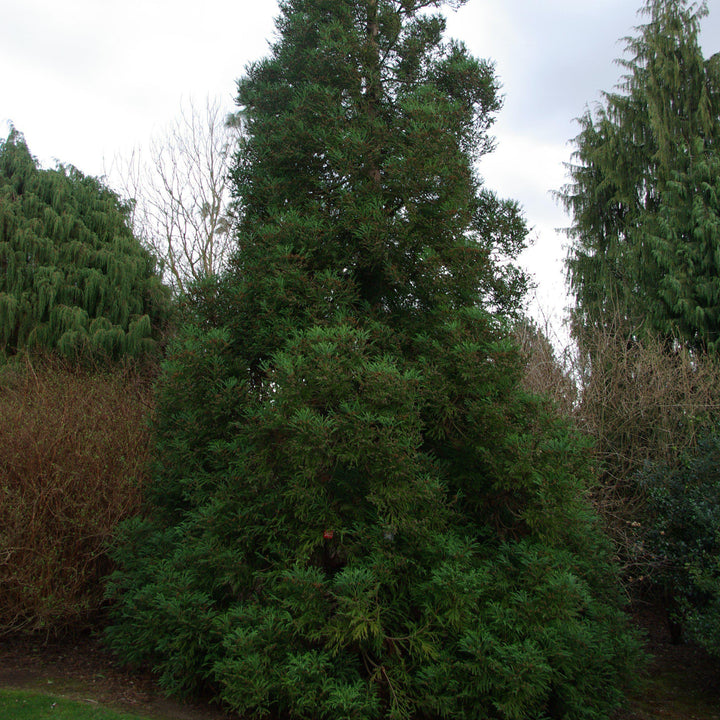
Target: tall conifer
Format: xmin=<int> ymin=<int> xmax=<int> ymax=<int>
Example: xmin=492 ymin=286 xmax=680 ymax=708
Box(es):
xmin=0 ymin=129 xmax=169 ymax=361
xmin=107 ymin=2 xmax=640 ymax=718
xmin=562 ymin=0 xmax=720 ymax=350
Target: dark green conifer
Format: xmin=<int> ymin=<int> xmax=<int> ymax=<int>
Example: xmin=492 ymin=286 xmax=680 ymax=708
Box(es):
xmin=107 ymin=2 xmax=640 ymax=718
xmin=562 ymin=0 xmax=720 ymax=350
xmin=0 ymin=129 xmax=169 ymax=361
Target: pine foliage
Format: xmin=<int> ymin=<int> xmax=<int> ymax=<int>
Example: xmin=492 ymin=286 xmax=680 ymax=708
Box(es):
xmin=0 ymin=129 xmax=169 ymax=361
xmin=561 ymin=0 xmax=720 ymax=351
xmin=107 ymin=2 xmax=641 ymax=718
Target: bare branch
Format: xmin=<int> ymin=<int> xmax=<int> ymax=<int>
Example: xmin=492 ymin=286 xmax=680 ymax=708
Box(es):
xmin=107 ymin=96 xmax=240 ymax=294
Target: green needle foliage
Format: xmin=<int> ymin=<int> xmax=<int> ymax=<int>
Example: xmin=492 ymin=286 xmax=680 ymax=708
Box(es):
xmin=561 ymin=0 xmax=720 ymax=351
xmin=0 ymin=129 xmax=169 ymax=361
xmin=107 ymin=2 xmax=641 ymax=718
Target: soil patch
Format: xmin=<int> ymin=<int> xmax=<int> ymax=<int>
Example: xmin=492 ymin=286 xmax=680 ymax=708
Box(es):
xmin=0 ymin=633 xmax=232 ymax=720
xmin=618 ymin=602 xmax=720 ymax=720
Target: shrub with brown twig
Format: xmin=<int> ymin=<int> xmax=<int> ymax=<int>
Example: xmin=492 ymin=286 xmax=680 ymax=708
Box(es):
xmin=576 ymin=328 xmax=720 ymax=579
xmin=0 ymin=356 xmax=154 ymax=637
xmin=519 ymin=316 xmax=720 ymax=582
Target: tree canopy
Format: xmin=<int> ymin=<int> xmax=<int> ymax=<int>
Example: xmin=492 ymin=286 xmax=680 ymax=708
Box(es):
xmin=562 ymin=0 xmax=720 ymax=350
xmin=0 ymin=129 xmax=169 ymax=361
xmin=106 ymin=2 xmax=640 ymax=718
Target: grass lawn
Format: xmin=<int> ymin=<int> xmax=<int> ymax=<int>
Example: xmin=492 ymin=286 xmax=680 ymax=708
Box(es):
xmin=0 ymin=688 xmax=151 ymax=720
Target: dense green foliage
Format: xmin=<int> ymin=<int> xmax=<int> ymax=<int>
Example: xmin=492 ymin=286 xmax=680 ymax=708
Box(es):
xmin=0 ymin=129 xmax=169 ymax=361
xmin=643 ymin=433 xmax=720 ymax=656
xmin=561 ymin=0 xmax=720 ymax=350
xmin=107 ymin=2 xmax=640 ymax=718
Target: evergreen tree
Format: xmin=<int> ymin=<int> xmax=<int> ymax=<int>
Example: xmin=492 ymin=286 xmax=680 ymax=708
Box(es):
xmin=107 ymin=2 xmax=640 ymax=718
xmin=0 ymin=129 xmax=169 ymax=361
xmin=561 ymin=0 xmax=720 ymax=351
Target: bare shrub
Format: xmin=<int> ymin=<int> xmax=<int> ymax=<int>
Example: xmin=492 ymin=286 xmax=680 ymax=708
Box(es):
xmin=515 ymin=318 xmax=577 ymax=417
xmin=520 ymin=316 xmax=720 ymax=578
xmin=0 ymin=356 xmax=153 ymax=637
xmin=575 ymin=328 xmax=720 ymax=573
xmin=576 ymin=329 xmax=720 ymax=482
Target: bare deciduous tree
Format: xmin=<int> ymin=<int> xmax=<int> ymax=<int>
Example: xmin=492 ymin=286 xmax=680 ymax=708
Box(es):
xmin=109 ymin=97 xmax=240 ymax=294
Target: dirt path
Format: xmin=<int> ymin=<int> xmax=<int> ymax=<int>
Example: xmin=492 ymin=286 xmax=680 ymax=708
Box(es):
xmin=0 ymin=633 xmax=232 ymax=720
xmin=619 ymin=604 xmax=720 ymax=720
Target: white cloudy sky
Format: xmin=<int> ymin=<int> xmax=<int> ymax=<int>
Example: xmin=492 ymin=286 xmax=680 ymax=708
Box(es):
xmin=2 ymin=0 xmax=719 ymax=340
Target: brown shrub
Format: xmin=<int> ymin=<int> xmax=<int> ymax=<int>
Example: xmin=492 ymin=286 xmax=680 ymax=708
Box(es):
xmin=0 ymin=356 xmax=154 ymax=637
xmin=515 ymin=318 xmax=577 ymax=417
xmin=573 ymin=329 xmax=720 ymax=578
xmin=575 ymin=330 xmax=720 ymax=486
xmin=519 ymin=318 xmax=720 ymax=579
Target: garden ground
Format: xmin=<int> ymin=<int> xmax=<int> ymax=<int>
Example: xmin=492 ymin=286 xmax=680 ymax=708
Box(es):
xmin=0 ymin=604 xmax=718 ymax=720
xmin=617 ymin=603 xmax=720 ymax=720
xmin=0 ymin=631 xmax=227 ymax=720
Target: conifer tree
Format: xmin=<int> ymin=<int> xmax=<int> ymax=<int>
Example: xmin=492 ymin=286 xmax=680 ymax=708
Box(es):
xmin=107 ymin=2 xmax=640 ymax=718
xmin=0 ymin=129 xmax=169 ymax=361
xmin=562 ymin=0 xmax=720 ymax=350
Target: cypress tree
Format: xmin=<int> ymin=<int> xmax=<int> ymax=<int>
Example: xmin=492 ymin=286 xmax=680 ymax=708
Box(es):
xmin=107 ymin=2 xmax=640 ymax=718
xmin=562 ymin=0 xmax=720 ymax=351
xmin=0 ymin=129 xmax=169 ymax=361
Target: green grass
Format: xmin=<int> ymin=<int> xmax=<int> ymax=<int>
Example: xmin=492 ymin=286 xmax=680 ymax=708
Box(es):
xmin=0 ymin=688 xmax=151 ymax=720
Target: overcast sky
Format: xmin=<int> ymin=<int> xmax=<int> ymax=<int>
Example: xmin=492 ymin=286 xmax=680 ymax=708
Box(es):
xmin=2 ymin=0 xmax=719 ymax=341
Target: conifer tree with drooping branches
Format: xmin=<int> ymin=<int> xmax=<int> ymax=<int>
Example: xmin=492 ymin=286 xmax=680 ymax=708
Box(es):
xmin=106 ymin=2 xmax=641 ymax=718
xmin=0 ymin=129 xmax=170 ymax=361
xmin=561 ymin=0 xmax=720 ymax=351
